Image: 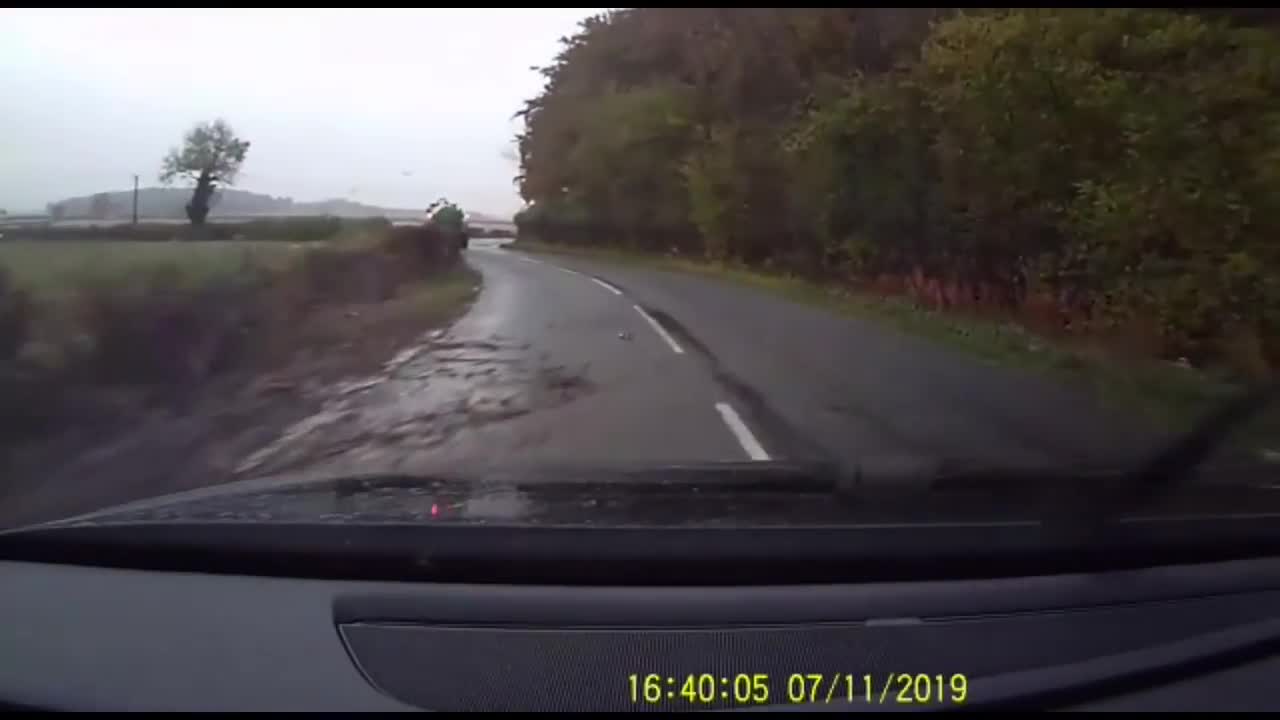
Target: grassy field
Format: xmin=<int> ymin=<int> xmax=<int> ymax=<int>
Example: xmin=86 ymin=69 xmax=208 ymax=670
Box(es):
xmin=0 ymin=216 xmax=394 ymax=303
xmin=0 ymin=240 xmax=313 ymax=302
xmin=0 ymin=222 xmax=471 ymax=367
xmin=0 ymin=228 xmax=478 ymax=458
xmin=512 ymin=240 xmax=1248 ymax=434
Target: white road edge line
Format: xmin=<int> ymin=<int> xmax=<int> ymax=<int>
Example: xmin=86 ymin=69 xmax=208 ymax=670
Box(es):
xmin=591 ymin=277 xmax=623 ymax=295
xmin=632 ymin=304 xmax=684 ymax=355
xmin=558 ymin=266 xmax=583 ymax=277
xmin=715 ymin=402 xmax=770 ymax=461
xmin=518 ymin=255 xmax=542 ymax=264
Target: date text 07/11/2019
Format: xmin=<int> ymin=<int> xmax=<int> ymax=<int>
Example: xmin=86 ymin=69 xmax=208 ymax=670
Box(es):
xmin=627 ymin=673 xmax=969 ymax=705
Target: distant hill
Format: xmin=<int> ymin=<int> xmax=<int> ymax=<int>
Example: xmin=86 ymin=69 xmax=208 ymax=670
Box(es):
xmin=464 ymin=210 xmax=513 ymax=224
xmin=43 ymin=188 xmax=509 ymax=223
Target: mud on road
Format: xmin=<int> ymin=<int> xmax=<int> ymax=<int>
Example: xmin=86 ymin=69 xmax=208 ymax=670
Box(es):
xmin=0 ymin=264 xmax=590 ymax=528
xmin=233 ymin=331 xmax=593 ymax=479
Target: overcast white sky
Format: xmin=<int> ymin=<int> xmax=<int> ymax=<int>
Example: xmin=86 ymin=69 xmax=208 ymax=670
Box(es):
xmin=0 ymin=8 xmax=605 ymax=216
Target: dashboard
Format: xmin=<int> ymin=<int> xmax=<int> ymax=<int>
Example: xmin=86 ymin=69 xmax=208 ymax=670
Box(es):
xmin=3 ymin=556 xmax=1280 ymax=710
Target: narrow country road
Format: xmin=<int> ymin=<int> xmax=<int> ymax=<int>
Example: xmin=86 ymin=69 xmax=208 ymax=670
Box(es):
xmin=238 ymin=241 xmax=1160 ymax=480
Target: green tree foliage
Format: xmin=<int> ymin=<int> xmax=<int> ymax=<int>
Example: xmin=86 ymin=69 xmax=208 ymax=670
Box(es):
xmin=426 ymin=199 xmax=465 ymax=234
xmin=907 ymin=10 xmax=1280 ymax=361
xmin=517 ymin=8 xmax=1280 ymax=375
xmin=425 ymin=198 xmax=468 ymax=252
xmin=159 ymin=119 xmax=251 ymax=226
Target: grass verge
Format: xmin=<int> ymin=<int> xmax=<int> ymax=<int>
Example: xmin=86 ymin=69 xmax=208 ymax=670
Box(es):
xmin=0 ymin=240 xmax=308 ymax=303
xmin=0 ymin=256 xmax=481 ymax=527
xmin=286 ymin=264 xmax=480 ymax=354
xmin=0 ymin=225 xmax=470 ymax=445
xmin=511 ymin=240 xmax=1245 ymax=434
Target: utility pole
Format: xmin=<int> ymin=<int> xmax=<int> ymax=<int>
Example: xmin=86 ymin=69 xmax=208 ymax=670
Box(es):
xmin=132 ymin=174 xmax=139 ymax=225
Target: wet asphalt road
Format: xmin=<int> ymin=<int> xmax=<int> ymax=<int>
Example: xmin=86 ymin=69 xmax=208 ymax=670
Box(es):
xmin=238 ymin=241 xmax=1160 ymax=480
xmin=535 ymin=250 xmax=1163 ymax=469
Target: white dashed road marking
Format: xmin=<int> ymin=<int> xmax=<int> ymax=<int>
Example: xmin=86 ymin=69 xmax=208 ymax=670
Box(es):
xmin=715 ymin=402 xmax=770 ymax=461
xmin=591 ymin=277 xmax=623 ymax=295
xmin=632 ymin=305 xmax=684 ymax=355
xmin=511 ymin=252 xmax=767 ymax=461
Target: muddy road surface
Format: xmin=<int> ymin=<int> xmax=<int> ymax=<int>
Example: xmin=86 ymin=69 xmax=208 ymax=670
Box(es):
xmin=235 ymin=244 xmax=754 ymax=480
xmin=3 ymin=240 xmax=1161 ymax=527
xmin=238 ymin=242 xmax=1157 ymax=483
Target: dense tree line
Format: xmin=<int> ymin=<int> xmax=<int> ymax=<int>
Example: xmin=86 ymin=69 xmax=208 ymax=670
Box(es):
xmin=516 ymin=9 xmax=1280 ymax=377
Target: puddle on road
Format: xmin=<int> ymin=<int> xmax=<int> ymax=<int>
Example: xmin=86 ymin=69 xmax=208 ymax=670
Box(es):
xmin=235 ymin=330 xmax=593 ymax=478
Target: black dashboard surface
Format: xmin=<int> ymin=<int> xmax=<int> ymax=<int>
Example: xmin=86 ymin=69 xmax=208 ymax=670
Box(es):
xmin=3 ymin=556 xmax=1280 ymax=711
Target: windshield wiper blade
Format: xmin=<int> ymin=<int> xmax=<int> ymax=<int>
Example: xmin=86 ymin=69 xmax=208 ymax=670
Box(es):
xmin=1134 ymin=383 xmax=1276 ymax=488
xmin=1084 ymin=382 xmax=1279 ymax=520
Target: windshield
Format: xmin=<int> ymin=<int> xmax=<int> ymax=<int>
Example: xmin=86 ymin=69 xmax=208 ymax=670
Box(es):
xmin=1 ymin=8 xmax=1277 ymax=531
